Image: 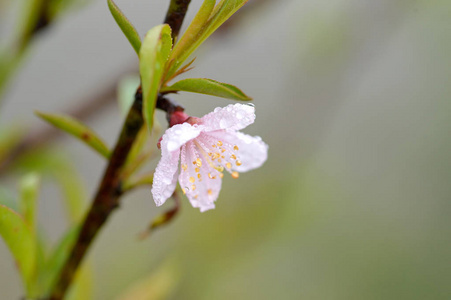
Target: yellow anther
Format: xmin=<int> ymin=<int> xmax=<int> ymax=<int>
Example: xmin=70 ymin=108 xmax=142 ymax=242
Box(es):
xmin=217 ymin=141 xmax=223 ymax=146
xmin=208 ymin=189 xmax=213 ymax=196
xmin=215 ymin=166 xmax=224 ymax=172
xmin=196 ymin=158 xmax=202 ymax=167
xmin=212 ymin=144 xmax=217 ymax=148
xmin=234 ymin=145 xmax=239 ymax=151
xmin=221 ymin=148 xmax=226 ymax=153
xmin=197 ymin=173 xmax=202 ymax=179
xmin=191 ymin=184 xmax=196 ymax=191
xmin=208 ymin=152 xmax=213 ymax=156
xmin=194 ymin=195 xmax=198 ymax=199
xmin=195 ymin=167 xmax=200 ymax=173
xmin=236 ymin=160 xmax=242 ymax=166
xmin=219 ymin=173 xmax=224 ymax=178
xmin=221 ymin=155 xmax=225 ymax=159
xmin=226 ymin=162 xmax=232 ymax=169
xmin=192 ymin=161 xmax=197 ymax=165
xmin=231 ymin=154 xmax=237 ymax=160
xmin=189 ymin=177 xmax=195 ymax=183
xmin=182 ymin=164 xmax=188 ymax=171
xmin=208 ymin=173 xmax=214 ymax=179
xmin=218 ymin=158 xmax=222 ymax=163
xmin=231 ymin=171 xmax=239 ymax=179
xmin=182 ymin=188 xmax=186 ymax=195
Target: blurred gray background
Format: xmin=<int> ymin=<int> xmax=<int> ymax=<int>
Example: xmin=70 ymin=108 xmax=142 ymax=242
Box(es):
xmin=1 ymin=0 xmax=451 ymax=299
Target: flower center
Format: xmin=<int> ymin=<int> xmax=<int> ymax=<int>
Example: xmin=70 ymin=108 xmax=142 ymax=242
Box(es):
xmin=179 ymin=136 xmax=242 ymax=197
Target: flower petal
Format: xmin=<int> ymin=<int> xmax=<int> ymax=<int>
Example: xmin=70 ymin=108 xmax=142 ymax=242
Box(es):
xmin=151 ymin=147 xmax=180 ymax=206
xmin=162 ymin=122 xmax=203 ymax=152
xmin=200 ymin=103 xmax=255 ymax=132
xmin=207 ymin=130 xmax=268 ymax=173
xmin=178 ymin=141 xmax=222 ymax=212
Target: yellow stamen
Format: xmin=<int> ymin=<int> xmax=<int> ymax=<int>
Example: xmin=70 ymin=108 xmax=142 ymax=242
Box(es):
xmin=182 ymin=188 xmax=186 ymax=194
xmin=195 ymin=167 xmax=200 ymax=173
xmin=196 ymin=158 xmax=202 ymax=167
xmin=197 ymin=173 xmax=202 ymax=179
xmin=231 ymin=171 xmax=239 ymax=179
xmin=221 ymin=148 xmax=226 ymax=153
xmin=236 ymin=160 xmax=242 ymax=166
xmin=191 ymin=184 xmax=196 ymax=191
xmin=189 ymin=177 xmax=195 ymax=183
xmin=182 ymin=164 xmax=188 ymax=171
xmin=208 ymin=189 xmax=213 ymax=196
xmin=234 ymin=145 xmax=239 ymax=151
xmin=226 ymin=162 xmax=232 ymax=169
xmin=217 ymin=141 xmax=223 ymax=146
xmin=231 ymin=154 xmax=236 ymax=160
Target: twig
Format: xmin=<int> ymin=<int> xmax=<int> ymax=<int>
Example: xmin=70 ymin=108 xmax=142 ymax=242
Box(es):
xmin=47 ymin=1 xmax=192 ymax=298
xmin=164 ymin=0 xmax=192 ymax=41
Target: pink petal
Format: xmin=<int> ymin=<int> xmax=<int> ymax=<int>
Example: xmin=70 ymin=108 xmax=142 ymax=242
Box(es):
xmin=162 ymin=123 xmax=203 ymax=152
xmin=206 ymin=130 xmax=268 ymax=173
xmin=152 ymin=123 xmax=202 ymax=206
xmin=151 ymin=147 xmax=180 ymax=206
xmin=200 ymin=103 xmax=256 ymax=132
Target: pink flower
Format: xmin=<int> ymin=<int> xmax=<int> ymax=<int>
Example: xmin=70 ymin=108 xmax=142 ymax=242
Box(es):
xmin=151 ymin=103 xmax=268 ymax=212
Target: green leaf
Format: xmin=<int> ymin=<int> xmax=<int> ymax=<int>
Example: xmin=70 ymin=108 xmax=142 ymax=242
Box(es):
xmin=165 ymin=0 xmax=215 ymax=79
xmin=139 ymin=24 xmax=172 ymax=133
xmin=107 ymin=0 xmax=141 ymax=55
xmin=41 ymin=225 xmax=79 ymax=294
xmin=41 ymin=225 xmax=93 ymax=299
xmin=162 ymin=78 xmax=252 ymax=100
xmin=0 ymin=204 xmax=36 ymax=295
xmin=35 ymin=111 xmax=111 ymax=159
xmin=165 ymin=0 xmax=248 ymax=80
xmin=19 ymin=173 xmax=40 ymax=234
xmin=13 ymin=149 xmax=87 ymax=223
xmin=118 ymin=75 xmax=140 ymax=117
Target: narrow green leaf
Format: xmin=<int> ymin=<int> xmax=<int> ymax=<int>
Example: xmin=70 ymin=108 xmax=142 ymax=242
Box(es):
xmin=118 ymin=75 xmax=140 ymax=117
xmin=19 ymin=173 xmax=40 ymax=234
xmin=13 ymin=149 xmax=87 ymax=223
xmin=35 ymin=111 xmax=111 ymax=158
xmin=162 ymin=78 xmax=252 ymax=100
xmin=107 ymin=0 xmax=141 ymax=55
xmin=41 ymin=225 xmax=79 ymax=294
xmin=165 ymin=0 xmax=215 ymax=79
xmin=166 ymin=0 xmax=248 ymax=80
xmin=66 ymin=265 xmax=92 ymax=300
xmin=139 ymin=24 xmax=172 ymax=133
xmin=0 ymin=204 xmax=36 ymax=295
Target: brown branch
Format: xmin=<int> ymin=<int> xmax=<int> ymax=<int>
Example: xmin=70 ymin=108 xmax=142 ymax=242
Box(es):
xmin=164 ymin=0 xmax=192 ymax=41
xmin=47 ymin=1 xmax=193 ymax=298
xmin=48 ymin=89 xmax=144 ymax=300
